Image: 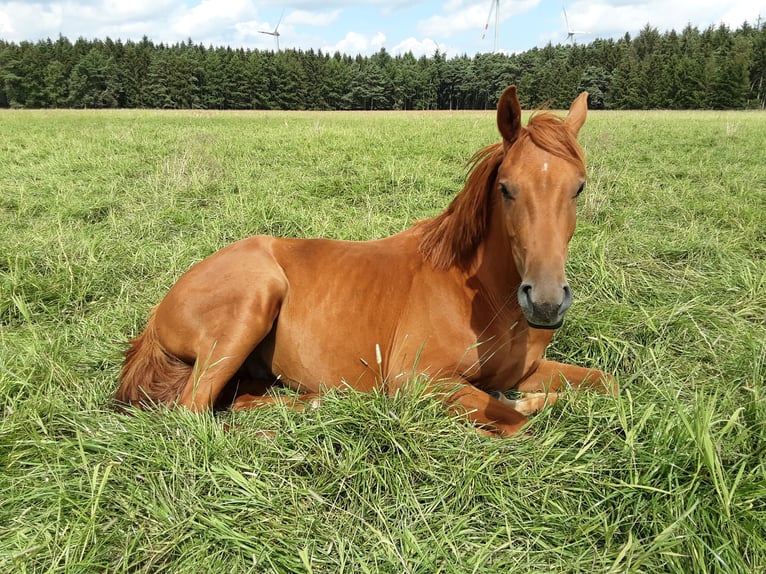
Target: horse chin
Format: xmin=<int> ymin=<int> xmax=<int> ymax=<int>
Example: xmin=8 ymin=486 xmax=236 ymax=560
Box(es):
xmin=525 ymin=318 xmax=564 ymax=330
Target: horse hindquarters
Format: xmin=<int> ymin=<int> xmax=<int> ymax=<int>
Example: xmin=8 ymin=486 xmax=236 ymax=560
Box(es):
xmin=117 ymin=236 xmax=289 ymax=412
xmin=116 ymin=313 xmax=192 ymax=408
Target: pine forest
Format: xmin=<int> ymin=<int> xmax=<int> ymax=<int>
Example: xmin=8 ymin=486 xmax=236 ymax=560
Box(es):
xmin=1 ymin=20 xmax=765 ymax=111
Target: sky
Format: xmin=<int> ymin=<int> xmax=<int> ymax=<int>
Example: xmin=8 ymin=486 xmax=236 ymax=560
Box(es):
xmin=0 ymin=0 xmax=763 ymax=58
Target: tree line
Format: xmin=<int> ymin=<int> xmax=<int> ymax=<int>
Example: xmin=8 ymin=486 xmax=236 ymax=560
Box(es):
xmin=1 ymin=20 xmax=765 ymax=111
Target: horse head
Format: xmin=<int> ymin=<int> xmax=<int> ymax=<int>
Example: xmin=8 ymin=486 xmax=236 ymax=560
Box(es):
xmin=495 ymin=86 xmax=588 ymax=329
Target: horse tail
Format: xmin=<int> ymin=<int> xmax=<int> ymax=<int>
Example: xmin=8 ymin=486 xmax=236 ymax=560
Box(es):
xmin=115 ymin=311 xmax=191 ymax=409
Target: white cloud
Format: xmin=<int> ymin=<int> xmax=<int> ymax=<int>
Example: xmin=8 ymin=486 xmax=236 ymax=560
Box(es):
xmin=720 ymin=3 xmax=765 ymax=27
xmin=419 ymin=2 xmax=486 ymax=38
xmin=88 ymin=0 xmax=177 ymax=24
xmin=371 ymin=31 xmax=386 ymax=47
xmin=0 ymin=2 xmax=63 ymax=41
xmin=0 ymin=10 xmax=14 ymax=34
xmin=570 ymin=0 xmax=766 ymax=40
xmin=0 ymin=0 xmax=183 ymax=42
xmin=171 ymin=0 xmax=256 ymax=38
xmin=419 ymin=0 xmax=540 ymax=38
xmin=392 ymin=36 xmax=444 ymax=57
xmin=338 ymin=31 xmax=368 ymax=52
xmin=1 ymin=0 xmax=764 ymax=55
xmin=285 ymin=9 xmax=341 ymax=27
xmin=234 ymin=20 xmax=272 ymax=37
xmin=324 ymin=30 xmax=386 ymax=54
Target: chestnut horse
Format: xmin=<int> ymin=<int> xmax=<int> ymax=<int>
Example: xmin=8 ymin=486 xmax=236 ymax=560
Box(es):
xmin=116 ymin=85 xmax=615 ymax=436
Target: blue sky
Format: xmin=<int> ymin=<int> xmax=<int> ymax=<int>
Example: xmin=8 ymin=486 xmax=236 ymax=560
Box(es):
xmin=0 ymin=1 xmax=763 ymax=57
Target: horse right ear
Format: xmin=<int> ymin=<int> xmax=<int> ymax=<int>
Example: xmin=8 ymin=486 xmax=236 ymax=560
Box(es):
xmin=564 ymin=91 xmax=589 ymax=135
xmin=497 ymin=85 xmax=522 ymax=149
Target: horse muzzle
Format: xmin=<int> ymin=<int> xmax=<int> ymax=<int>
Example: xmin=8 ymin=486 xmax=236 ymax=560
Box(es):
xmin=517 ymin=282 xmax=573 ymax=329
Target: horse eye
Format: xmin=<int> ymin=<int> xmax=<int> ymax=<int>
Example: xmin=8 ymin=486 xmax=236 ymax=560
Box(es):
xmin=575 ymin=182 xmax=585 ymax=197
xmin=499 ymin=183 xmax=512 ymax=199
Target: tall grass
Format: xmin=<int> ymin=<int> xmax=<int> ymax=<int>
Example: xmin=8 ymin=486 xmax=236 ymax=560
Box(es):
xmin=1 ymin=108 xmax=764 ymax=572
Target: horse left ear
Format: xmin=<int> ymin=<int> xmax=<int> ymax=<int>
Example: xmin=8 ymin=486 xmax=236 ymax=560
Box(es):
xmin=564 ymin=92 xmax=589 ymax=135
xmin=497 ymin=85 xmax=522 ymax=149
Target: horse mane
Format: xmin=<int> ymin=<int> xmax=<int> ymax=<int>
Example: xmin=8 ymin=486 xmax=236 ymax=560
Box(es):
xmin=417 ymin=111 xmax=585 ymax=270
xmin=417 ymin=143 xmax=504 ymax=271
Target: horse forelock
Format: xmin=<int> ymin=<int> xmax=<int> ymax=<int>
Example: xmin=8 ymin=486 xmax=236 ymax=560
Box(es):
xmin=417 ymin=114 xmax=584 ymax=271
xmin=525 ymin=112 xmax=585 ymax=172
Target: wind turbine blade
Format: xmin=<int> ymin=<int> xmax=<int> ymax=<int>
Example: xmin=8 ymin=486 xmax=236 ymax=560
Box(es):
xmin=563 ymin=6 xmax=570 ymax=31
xmin=275 ymin=8 xmax=285 ymax=33
xmin=482 ymin=0 xmax=494 ymax=39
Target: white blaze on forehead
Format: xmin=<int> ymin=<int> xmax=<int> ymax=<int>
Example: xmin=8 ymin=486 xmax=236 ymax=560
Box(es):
xmin=539 ymin=161 xmax=551 ymax=192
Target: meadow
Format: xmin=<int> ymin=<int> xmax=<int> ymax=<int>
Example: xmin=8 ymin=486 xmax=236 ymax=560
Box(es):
xmin=0 ymin=105 xmax=764 ymax=573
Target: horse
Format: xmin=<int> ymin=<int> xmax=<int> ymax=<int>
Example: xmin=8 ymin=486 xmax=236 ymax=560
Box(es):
xmin=116 ymin=85 xmax=616 ymax=436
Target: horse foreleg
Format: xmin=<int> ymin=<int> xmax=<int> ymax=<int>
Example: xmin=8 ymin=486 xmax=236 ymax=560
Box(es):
xmin=517 ymin=360 xmax=616 ymax=393
xmin=433 ymin=380 xmax=530 ymax=436
xmin=490 ymin=390 xmax=558 ymax=416
xmin=506 ymin=360 xmax=617 ymax=415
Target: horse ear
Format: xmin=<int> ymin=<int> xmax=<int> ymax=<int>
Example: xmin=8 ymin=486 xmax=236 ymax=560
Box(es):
xmin=564 ymin=91 xmax=589 ymax=135
xmin=497 ymin=85 xmax=522 ymax=149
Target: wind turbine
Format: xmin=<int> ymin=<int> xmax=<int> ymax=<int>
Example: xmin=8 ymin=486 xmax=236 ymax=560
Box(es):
xmin=259 ymin=9 xmax=284 ymax=51
xmin=562 ymin=3 xmax=589 ymax=44
xmin=481 ymin=0 xmax=500 ymax=53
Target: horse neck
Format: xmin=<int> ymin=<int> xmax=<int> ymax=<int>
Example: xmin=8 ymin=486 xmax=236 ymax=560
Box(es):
xmin=470 ymin=193 xmax=522 ymax=297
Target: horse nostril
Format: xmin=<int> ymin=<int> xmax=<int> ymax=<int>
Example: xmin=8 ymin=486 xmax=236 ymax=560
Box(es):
xmin=518 ymin=283 xmax=533 ymax=309
xmin=521 ymin=283 xmax=532 ymax=297
xmin=561 ymin=284 xmax=573 ymax=312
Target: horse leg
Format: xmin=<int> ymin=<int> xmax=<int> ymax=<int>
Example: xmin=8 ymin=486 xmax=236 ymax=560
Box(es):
xmin=507 ymin=360 xmax=617 ymax=415
xmin=174 ymin=290 xmax=286 ymax=411
xmin=176 ymin=337 xmax=266 ymax=411
xmin=492 ymin=390 xmax=557 ymax=416
xmin=516 ymin=360 xmax=616 ymax=393
xmin=214 ymin=378 xmax=272 ymax=410
xmin=230 ymin=392 xmax=322 ymax=412
xmin=433 ymin=379 xmax=530 ymax=436
xmin=214 ymin=359 xmax=322 ymax=412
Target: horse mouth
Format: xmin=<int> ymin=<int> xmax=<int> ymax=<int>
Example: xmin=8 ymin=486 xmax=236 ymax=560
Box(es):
xmin=520 ymin=302 xmax=568 ymax=329
xmin=526 ymin=317 xmax=564 ymax=330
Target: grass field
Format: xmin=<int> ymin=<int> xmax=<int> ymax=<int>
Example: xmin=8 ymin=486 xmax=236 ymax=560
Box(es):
xmin=1 ymin=106 xmax=765 ymax=573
